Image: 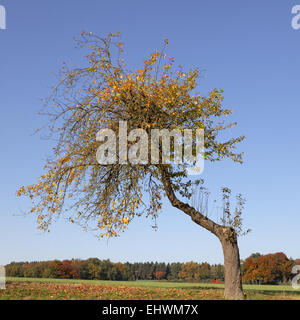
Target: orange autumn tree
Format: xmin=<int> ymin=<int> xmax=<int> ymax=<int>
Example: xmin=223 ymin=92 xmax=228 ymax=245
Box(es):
xmin=243 ymin=253 xmax=293 ymax=284
xmin=17 ymin=32 xmax=246 ymax=299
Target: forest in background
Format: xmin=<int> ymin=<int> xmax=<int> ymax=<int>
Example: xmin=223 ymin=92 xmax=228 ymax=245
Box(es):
xmin=5 ymin=252 xmax=299 ymax=285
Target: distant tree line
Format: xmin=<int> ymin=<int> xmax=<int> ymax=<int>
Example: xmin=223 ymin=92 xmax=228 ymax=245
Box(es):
xmin=5 ymin=252 xmax=298 ymax=284
xmin=5 ymin=259 xmax=224 ymax=282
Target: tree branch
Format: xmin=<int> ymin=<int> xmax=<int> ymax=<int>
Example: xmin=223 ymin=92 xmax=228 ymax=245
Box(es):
xmin=160 ymin=166 xmax=223 ymax=238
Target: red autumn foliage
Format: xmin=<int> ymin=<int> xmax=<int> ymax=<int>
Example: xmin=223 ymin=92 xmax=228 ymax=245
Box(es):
xmin=243 ymin=252 xmax=293 ymax=284
xmin=210 ymin=279 xmax=223 ymax=284
xmin=154 ymin=271 xmax=166 ymax=280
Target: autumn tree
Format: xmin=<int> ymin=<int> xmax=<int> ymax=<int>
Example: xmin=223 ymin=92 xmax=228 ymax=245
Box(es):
xmin=178 ymin=261 xmax=201 ymax=281
xmin=17 ymin=32 xmax=247 ymax=299
xmin=243 ymin=252 xmax=293 ymax=284
xmin=154 ymin=271 xmax=166 ymax=280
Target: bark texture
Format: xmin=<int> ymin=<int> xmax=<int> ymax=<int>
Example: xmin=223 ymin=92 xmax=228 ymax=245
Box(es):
xmin=160 ymin=167 xmax=245 ymax=300
xmin=220 ymin=228 xmax=245 ymax=300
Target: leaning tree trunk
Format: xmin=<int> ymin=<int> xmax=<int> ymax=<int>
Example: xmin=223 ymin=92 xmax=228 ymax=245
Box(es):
xmin=219 ymin=228 xmax=244 ymax=300
xmin=160 ymin=167 xmax=245 ymax=300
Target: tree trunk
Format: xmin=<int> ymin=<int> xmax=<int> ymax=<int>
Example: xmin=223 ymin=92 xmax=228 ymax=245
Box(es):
xmin=220 ymin=232 xmax=245 ymax=300
xmin=160 ymin=167 xmax=245 ymax=300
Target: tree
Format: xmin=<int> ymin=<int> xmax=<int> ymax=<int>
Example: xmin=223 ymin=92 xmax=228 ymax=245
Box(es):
xmin=154 ymin=271 xmax=166 ymax=280
xmin=178 ymin=261 xmax=199 ymax=281
xmin=168 ymin=263 xmax=182 ymax=280
xmin=5 ymin=262 xmax=25 ymax=277
xmin=243 ymin=252 xmax=292 ymax=284
xmin=17 ymin=32 xmax=246 ymax=299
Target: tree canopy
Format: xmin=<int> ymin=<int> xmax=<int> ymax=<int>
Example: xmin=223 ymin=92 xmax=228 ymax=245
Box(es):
xmin=16 ymin=31 xmax=245 ymax=239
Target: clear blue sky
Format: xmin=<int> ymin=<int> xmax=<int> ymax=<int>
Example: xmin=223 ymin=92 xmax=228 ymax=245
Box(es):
xmin=0 ymin=0 xmax=299 ymax=265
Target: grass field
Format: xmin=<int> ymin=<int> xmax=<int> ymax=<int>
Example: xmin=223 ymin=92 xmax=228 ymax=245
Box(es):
xmin=1 ymin=277 xmax=299 ymax=300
